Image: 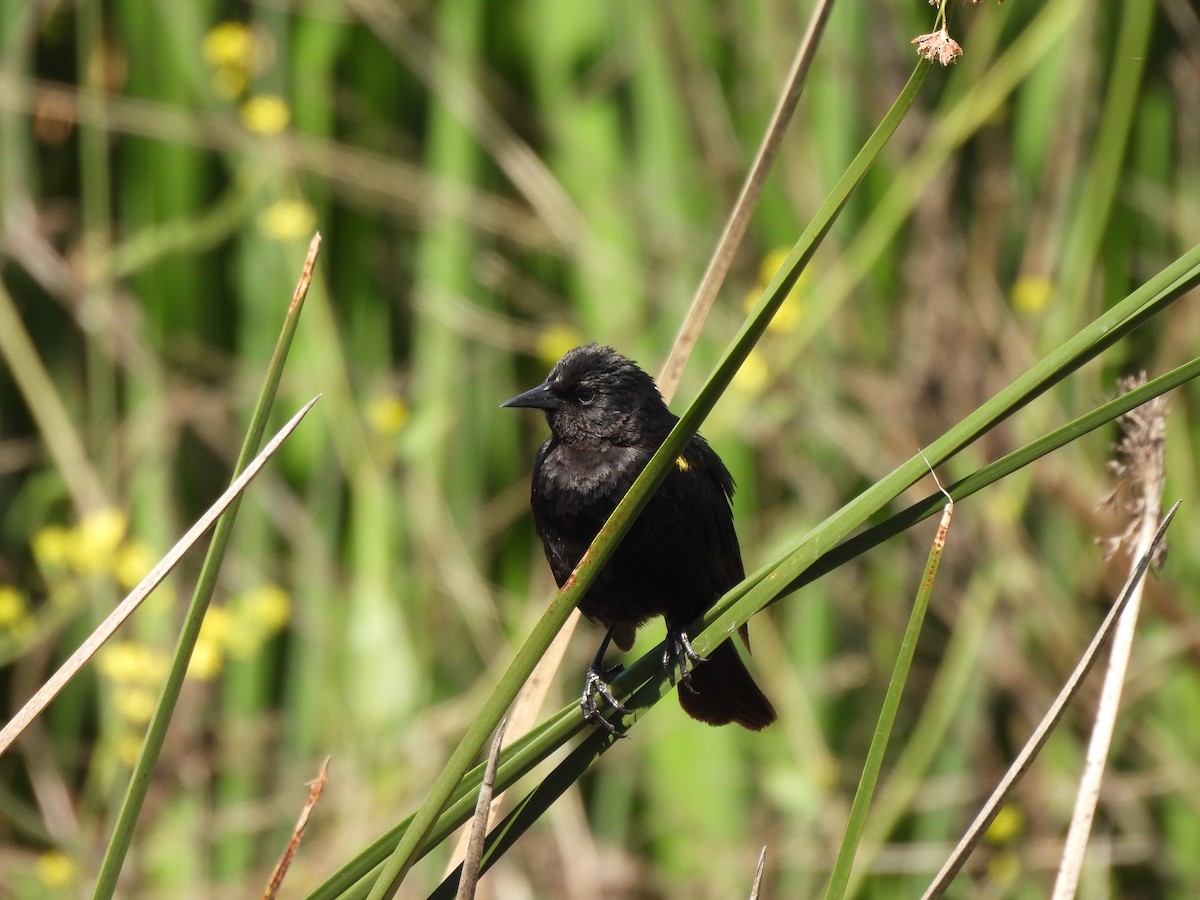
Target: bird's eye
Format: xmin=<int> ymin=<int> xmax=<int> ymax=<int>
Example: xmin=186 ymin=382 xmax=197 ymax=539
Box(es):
xmin=576 ymin=388 xmax=595 ymax=405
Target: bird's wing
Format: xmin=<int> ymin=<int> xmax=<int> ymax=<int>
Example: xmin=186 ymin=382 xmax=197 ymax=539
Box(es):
xmin=627 ymin=434 xmax=745 ymax=625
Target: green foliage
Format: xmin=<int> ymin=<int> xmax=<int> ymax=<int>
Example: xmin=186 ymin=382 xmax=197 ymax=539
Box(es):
xmin=1 ymin=2 xmax=1198 ymax=898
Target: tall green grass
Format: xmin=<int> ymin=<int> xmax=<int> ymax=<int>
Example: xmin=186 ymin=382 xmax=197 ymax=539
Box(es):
xmin=1 ymin=2 xmax=1199 ymax=897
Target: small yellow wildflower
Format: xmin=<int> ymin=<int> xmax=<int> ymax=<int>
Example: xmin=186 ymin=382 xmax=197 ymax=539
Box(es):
xmin=535 ymin=324 xmax=586 ymax=368
xmin=258 ymin=199 xmax=317 ymax=242
xmin=35 ymin=850 xmax=77 ymax=889
xmin=69 ymin=508 xmax=128 ymax=575
xmin=98 ymin=641 xmax=169 ymax=685
xmin=187 ymin=606 xmax=235 ymax=678
xmin=98 ymin=641 xmax=144 ymax=683
xmin=240 ymin=94 xmax=290 ymax=135
xmin=202 ymin=22 xmax=255 ymax=71
xmin=0 ymin=586 xmax=28 ymax=628
xmin=746 ymin=247 xmax=808 ymax=333
xmin=114 ymin=686 xmax=158 ymax=725
xmin=986 ymin=804 xmax=1025 ymax=844
xmin=1012 ymin=274 xmax=1053 ymax=315
xmin=187 ymin=635 xmax=225 ymax=681
xmin=241 ymin=584 xmax=292 ymax=631
xmin=732 ymin=350 xmax=769 ymax=394
xmin=199 ymin=605 xmax=233 ymax=645
xmin=223 ymin=628 xmax=263 ymax=660
xmin=367 ymin=394 xmax=410 ymax=437
xmin=985 ymin=851 xmax=1021 ymax=887
xmin=117 ymin=732 xmax=145 ymax=767
xmin=114 ymin=540 xmax=155 ymax=591
xmin=32 ymin=525 xmax=72 ymax=569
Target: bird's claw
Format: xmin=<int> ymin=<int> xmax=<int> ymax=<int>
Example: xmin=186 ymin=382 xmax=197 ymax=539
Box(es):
xmin=664 ymin=628 xmax=706 ymax=694
xmin=581 ymin=663 xmax=629 ymax=737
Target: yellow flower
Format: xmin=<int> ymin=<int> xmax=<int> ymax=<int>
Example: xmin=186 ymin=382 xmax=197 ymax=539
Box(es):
xmin=32 ymin=525 xmax=72 ymax=569
xmin=1012 ymin=274 xmax=1053 ymax=315
xmin=114 ymin=686 xmax=158 ymax=725
xmin=367 ymin=394 xmax=410 ymax=437
xmin=117 ymin=732 xmax=145 ymax=767
xmin=0 ymin=585 xmax=28 ymax=628
xmin=732 ymin=350 xmax=769 ymax=394
xmin=535 ymin=324 xmax=586 ymax=367
xmin=985 ymin=851 xmax=1021 ymax=887
xmin=114 ymin=540 xmax=155 ymax=591
xmin=986 ymin=804 xmax=1025 ymax=844
xmin=202 ymin=22 xmax=255 ymax=71
xmin=98 ymin=641 xmax=144 ymax=683
xmin=185 ymin=606 xmax=236 ymax=677
xmin=224 ymin=628 xmax=264 ymax=660
xmin=70 ymin=508 xmax=128 ymax=575
xmin=187 ymin=636 xmax=224 ymax=681
xmin=98 ymin=641 xmax=169 ymax=685
xmin=199 ymin=605 xmax=233 ymax=645
xmin=746 ymin=247 xmax=808 ymax=333
xmin=258 ymin=199 xmax=317 ymax=242
xmin=243 ymin=584 xmax=292 ymax=631
xmin=36 ymin=850 xmax=77 ymax=889
xmin=758 ymin=247 xmax=793 ymax=285
xmin=240 ymin=94 xmax=290 ymax=135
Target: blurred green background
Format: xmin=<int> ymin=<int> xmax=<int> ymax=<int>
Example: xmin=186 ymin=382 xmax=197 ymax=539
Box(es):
xmin=1 ymin=0 xmax=1199 ymax=897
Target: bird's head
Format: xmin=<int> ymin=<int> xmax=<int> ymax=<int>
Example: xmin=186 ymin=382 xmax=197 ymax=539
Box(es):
xmin=502 ymin=344 xmax=666 ymax=444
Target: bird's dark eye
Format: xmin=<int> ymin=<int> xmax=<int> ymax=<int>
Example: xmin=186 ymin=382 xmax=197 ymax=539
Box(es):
xmin=576 ymin=388 xmax=595 ymax=405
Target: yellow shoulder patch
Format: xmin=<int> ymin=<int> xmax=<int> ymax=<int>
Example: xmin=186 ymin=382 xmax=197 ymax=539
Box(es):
xmin=675 ymin=455 xmax=691 ymax=473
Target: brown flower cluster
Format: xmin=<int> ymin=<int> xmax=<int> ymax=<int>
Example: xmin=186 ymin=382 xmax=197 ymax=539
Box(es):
xmin=912 ymin=27 xmax=963 ymax=66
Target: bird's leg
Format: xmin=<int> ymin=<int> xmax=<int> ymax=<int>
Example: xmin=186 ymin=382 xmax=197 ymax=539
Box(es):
xmin=663 ymin=626 xmax=706 ymax=694
xmin=581 ymin=625 xmax=629 ymax=735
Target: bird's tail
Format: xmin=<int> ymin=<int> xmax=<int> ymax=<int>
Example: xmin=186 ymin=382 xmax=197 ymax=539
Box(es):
xmin=677 ymin=637 xmax=776 ymax=730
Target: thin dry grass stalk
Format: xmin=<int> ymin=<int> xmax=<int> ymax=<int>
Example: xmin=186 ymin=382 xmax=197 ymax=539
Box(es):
xmin=922 ymin=498 xmax=1180 ymax=899
xmin=1052 ymin=375 xmax=1169 ymax=899
xmin=455 ymin=719 xmax=508 ymax=900
xmin=748 ymin=846 xmax=767 ymax=900
xmin=0 ymin=395 xmax=322 ymax=758
xmin=263 ymin=756 xmax=332 ymax=900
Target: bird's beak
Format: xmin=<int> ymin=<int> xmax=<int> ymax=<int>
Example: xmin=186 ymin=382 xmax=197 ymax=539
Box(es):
xmin=501 ymin=380 xmax=560 ymax=410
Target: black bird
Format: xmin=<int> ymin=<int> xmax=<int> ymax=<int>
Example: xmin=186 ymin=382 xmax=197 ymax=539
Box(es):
xmin=503 ymin=344 xmax=776 ymax=731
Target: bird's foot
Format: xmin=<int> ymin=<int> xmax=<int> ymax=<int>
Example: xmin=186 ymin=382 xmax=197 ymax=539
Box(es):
xmin=581 ymin=663 xmax=629 ymax=736
xmin=663 ymin=628 xmax=706 ymax=694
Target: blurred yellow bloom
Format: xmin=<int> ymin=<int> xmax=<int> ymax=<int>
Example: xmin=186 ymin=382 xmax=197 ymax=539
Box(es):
xmin=70 ymin=508 xmax=128 ymax=575
xmin=188 ymin=636 xmax=224 ymax=681
xmin=199 ymin=605 xmax=233 ymax=645
xmin=114 ymin=686 xmax=157 ymax=725
xmin=986 ymin=804 xmax=1024 ymax=844
xmin=757 ymin=247 xmax=792 ymax=284
xmin=224 ymin=628 xmax=264 ymax=659
xmin=745 ymin=247 xmax=808 ymax=333
xmin=35 ymin=850 xmax=77 ymax=889
xmin=986 ymin=851 xmax=1021 ymax=887
xmin=1012 ymin=274 xmax=1053 ymax=314
xmin=535 ymin=324 xmax=586 ymax=367
xmin=240 ymin=94 xmax=290 ymax=135
xmin=367 ymin=394 xmax=410 ymax=437
xmin=0 ymin=585 xmax=27 ymax=628
xmin=243 ymin=584 xmax=292 ymax=631
xmin=32 ymin=525 xmax=72 ymax=568
xmin=114 ymin=540 xmax=155 ymax=591
xmin=202 ymin=22 xmax=254 ymax=70
xmin=117 ymin=732 xmax=144 ymax=767
xmin=258 ymin=199 xmax=317 ymax=242
xmin=98 ymin=641 xmax=169 ymax=685
xmin=732 ymin=350 xmax=769 ymax=394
